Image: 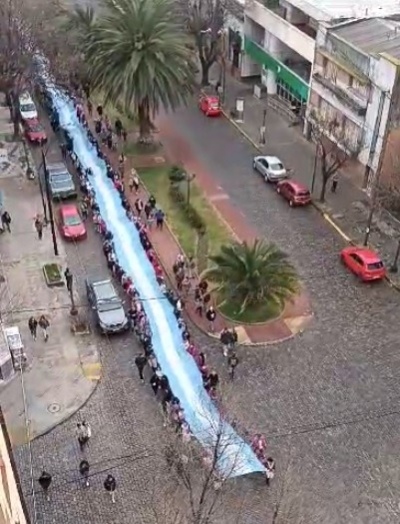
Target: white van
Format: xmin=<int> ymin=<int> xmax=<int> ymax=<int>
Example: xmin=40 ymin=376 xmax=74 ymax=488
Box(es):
xmin=18 ymin=92 xmax=38 ymax=120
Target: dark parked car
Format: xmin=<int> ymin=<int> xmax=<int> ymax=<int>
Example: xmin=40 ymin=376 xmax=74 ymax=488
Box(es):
xmin=86 ymin=278 xmax=129 ymax=334
xmin=45 ymin=162 xmax=77 ymax=200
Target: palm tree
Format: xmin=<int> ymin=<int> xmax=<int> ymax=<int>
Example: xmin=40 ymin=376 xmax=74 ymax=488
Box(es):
xmin=70 ymin=0 xmax=195 ymax=141
xmin=203 ymin=240 xmax=299 ymax=313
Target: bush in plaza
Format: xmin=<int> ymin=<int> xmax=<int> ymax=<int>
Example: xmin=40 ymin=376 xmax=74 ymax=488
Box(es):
xmin=168 ymin=182 xmax=206 ymax=234
xmin=168 ymin=165 xmax=186 ymax=183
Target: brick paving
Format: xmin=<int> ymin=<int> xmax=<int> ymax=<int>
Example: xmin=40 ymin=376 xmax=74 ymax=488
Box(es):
xmin=83 ymin=106 xmax=312 ymax=345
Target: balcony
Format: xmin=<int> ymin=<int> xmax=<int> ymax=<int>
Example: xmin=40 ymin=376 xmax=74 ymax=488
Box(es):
xmin=313 ymin=72 xmax=367 ymax=117
xmin=244 ymin=37 xmax=309 ymax=101
xmin=245 ymin=0 xmax=315 ymax=63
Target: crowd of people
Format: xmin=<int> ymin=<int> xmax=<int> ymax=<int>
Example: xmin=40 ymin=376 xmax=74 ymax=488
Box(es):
xmin=42 ymin=87 xmax=274 ymax=486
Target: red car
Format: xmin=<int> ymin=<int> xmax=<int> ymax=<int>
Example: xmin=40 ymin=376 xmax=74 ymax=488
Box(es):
xmin=24 ymin=119 xmax=47 ymax=145
xmin=198 ymin=95 xmax=221 ymax=117
xmin=340 ymin=246 xmax=386 ymax=282
xmin=59 ymin=204 xmax=86 ymax=240
xmin=276 ymin=180 xmax=311 ymax=206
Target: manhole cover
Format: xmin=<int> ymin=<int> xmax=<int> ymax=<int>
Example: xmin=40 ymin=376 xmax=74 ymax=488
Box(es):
xmin=47 ymin=403 xmax=61 ymax=414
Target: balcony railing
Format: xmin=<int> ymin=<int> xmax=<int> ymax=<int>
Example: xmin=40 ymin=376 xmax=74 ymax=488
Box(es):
xmin=313 ymin=73 xmax=367 ymax=116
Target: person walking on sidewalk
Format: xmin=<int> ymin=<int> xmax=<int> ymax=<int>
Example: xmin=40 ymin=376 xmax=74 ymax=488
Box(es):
xmin=38 ymin=470 xmax=52 ymax=501
xmin=104 ymin=474 xmax=117 ymax=503
xmin=79 ymin=459 xmax=90 ymax=487
xmin=38 ymin=314 xmax=50 ymax=341
xmin=34 ymin=215 xmax=44 ymax=240
xmin=64 ymin=267 xmax=73 ymax=293
xmin=87 ymin=99 xmax=93 ymax=117
xmin=76 ymin=422 xmax=89 ymax=451
xmin=205 ymin=306 xmax=216 ymax=332
xmin=28 ymin=316 xmax=38 ymax=340
xmin=134 ymin=353 xmax=147 ymax=382
xmin=228 ymin=352 xmax=239 ymax=380
xmin=331 ymin=173 xmax=339 ymax=193
xmin=129 ymin=170 xmax=140 ymax=193
xmin=1 ymin=211 xmax=11 ymax=233
xmin=220 ymin=327 xmax=231 ymax=357
xmin=155 ymin=209 xmax=165 ymax=229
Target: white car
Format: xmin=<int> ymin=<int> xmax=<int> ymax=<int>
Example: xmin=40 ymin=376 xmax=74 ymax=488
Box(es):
xmin=19 ymin=92 xmax=38 ymax=120
xmin=253 ymin=155 xmax=287 ymax=182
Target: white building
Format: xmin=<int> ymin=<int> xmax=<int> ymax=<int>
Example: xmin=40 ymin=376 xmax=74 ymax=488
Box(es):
xmin=308 ymin=17 xmax=400 ymax=188
xmin=241 ymin=0 xmax=400 ymax=110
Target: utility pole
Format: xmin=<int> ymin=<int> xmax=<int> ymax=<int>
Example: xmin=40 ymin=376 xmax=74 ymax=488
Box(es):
xmin=41 ymin=148 xmax=59 ymax=256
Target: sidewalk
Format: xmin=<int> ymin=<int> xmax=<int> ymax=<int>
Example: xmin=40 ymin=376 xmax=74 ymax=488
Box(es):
xmin=215 ymin=70 xmax=400 ymax=286
xmin=83 ymin=107 xmax=313 ymax=344
xmin=0 ymin=163 xmax=100 ymax=445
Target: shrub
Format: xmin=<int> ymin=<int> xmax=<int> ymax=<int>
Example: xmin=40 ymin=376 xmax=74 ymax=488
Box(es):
xmin=168 ymin=165 xmax=186 ymax=183
xmin=168 ymin=182 xmax=206 ymax=234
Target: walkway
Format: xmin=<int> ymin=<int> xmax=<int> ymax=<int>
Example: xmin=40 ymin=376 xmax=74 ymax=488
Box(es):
xmin=216 ymin=69 xmax=400 ymax=286
xmin=0 ymin=164 xmax=100 ymax=445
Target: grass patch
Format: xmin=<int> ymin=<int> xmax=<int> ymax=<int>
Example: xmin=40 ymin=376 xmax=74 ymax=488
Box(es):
xmin=139 ymin=167 xmax=232 ymax=259
xmin=218 ymin=297 xmax=281 ymax=324
xmin=123 ymin=141 xmax=161 ymax=156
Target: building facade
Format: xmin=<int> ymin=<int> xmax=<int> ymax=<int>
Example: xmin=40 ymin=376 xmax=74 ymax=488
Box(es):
xmin=307 ymin=17 xmax=400 ymax=189
xmin=240 ymin=0 xmax=400 ymax=112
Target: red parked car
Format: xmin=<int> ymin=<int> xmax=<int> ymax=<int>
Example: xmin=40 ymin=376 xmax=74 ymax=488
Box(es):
xmin=24 ymin=119 xmax=47 ymax=145
xmin=198 ymin=95 xmax=221 ymax=117
xmin=340 ymin=246 xmax=386 ymax=282
xmin=276 ymin=180 xmax=311 ymax=206
xmin=59 ymin=204 xmax=87 ymax=240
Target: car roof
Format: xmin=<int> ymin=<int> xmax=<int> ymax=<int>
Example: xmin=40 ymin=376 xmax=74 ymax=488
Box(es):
xmin=283 ymin=179 xmax=309 ymax=192
xmin=61 ymin=204 xmax=79 ymax=215
xmin=204 ymin=95 xmax=219 ymax=102
xmin=351 ymin=248 xmax=381 ymax=263
xmin=259 ymin=155 xmax=282 ymax=163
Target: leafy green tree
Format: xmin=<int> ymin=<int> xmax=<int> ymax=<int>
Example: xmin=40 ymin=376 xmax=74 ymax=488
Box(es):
xmin=204 ymin=240 xmax=299 ymax=313
xmin=69 ymin=0 xmax=195 ymax=141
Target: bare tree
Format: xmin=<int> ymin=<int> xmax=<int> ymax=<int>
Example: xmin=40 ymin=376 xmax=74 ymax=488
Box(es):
xmin=309 ymin=110 xmax=363 ymax=203
xmin=183 ymin=0 xmax=225 ymax=86
xmin=151 ymin=389 xmax=257 ymax=524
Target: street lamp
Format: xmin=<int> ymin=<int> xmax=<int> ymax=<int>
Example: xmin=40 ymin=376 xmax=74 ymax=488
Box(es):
xmin=259 ymin=109 xmax=267 ymax=145
xmin=390 ymin=238 xmax=400 ymax=273
xmin=311 ymin=142 xmax=318 ymax=194
xmin=186 ymin=173 xmax=196 ymax=205
xmin=41 ymin=148 xmax=59 ymax=256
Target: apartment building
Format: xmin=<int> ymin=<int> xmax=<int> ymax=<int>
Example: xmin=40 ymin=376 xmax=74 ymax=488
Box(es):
xmin=241 ymin=0 xmax=400 ymax=111
xmin=307 ymin=17 xmax=400 ymax=189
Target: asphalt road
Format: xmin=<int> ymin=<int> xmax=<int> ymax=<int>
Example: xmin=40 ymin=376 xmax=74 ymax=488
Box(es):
xmin=167 ymin=103 xmax=400 ymax=523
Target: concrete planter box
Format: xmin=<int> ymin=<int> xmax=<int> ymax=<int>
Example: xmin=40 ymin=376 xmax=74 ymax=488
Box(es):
xmin=70 ymin=315 xmax=91 ymax=336
xmin=43 ymin=263 xmax=64 ymax=288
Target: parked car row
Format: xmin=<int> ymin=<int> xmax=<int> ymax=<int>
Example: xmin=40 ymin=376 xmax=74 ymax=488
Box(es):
xmin=252 ymin=155 xmax=387 ymax=282
xmin=18 ymin=91 xmax=47 ymax=145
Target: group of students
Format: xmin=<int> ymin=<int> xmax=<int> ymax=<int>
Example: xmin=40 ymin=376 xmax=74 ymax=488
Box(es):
xmin=45 ymin=88 xmax=275 ymax=488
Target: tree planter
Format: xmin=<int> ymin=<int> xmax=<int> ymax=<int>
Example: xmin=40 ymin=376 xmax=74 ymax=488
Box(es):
xmin=43 ymin=263 xmax=64 ymax=287
xmin=70 ymin=314 xmax=91 ymax=336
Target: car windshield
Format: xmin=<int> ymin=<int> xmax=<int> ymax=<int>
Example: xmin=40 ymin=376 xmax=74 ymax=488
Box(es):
xmin=98 ymin=300 xmax=121 ymax=312
xmin=297 ymin=190 xmax=310 ymax=196
xmin=28 ymin=122 xmax=43 ymax=132
xmin=64 ymin=213 xmax=81 ymax=227
xmin=367 ymin=261 xmax=383 ymax=270
xmin=270 ymin=162 xmax=284 ymax=171
xmin=21 ymin=103 xmax=36 ymax=113
xmin=210 ymin=101 xmax=219 ymax=109
xmin=94 ymin=282 xmax=121 ymax=311
xmin=50 ymin=172 xmax=72 ymax=186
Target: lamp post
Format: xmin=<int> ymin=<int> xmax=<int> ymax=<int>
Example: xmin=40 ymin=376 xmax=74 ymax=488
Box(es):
xmin=186 ymin=173 xmax=196 ymax=205
xmin=41 ymin=148 xmax=59 ymax=256
xmin=259 ymin=108 xmax=267 ymax=145
xmin=390 ymin=238 xmax=400 ymax=273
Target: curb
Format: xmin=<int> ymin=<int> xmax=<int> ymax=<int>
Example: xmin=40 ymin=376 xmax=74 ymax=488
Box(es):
xmin=220 ymin=108 xmax=400 ymax=294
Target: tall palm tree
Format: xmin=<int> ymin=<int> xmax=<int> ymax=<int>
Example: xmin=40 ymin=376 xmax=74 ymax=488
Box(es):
xmin=74 ymin=0 xmax=195 ymax=141
xmin=203 ymin=240 xmax=299 ymax=313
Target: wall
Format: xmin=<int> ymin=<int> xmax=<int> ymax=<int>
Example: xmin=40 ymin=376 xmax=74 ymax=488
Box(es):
xmin=0 ymin=414 xmax=28 ymax=524
xmin=245 ymin=1 xmax=315 ymax=62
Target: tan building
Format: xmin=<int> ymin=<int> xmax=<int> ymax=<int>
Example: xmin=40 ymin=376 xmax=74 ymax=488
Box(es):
xmin=0 ymin=409 xmax=29 ymax=524
xmin=306 ymin=17 xmax=400 ymax=192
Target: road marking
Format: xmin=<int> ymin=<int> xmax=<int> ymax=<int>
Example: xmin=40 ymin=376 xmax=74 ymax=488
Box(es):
xmin=209 ymin=193 xmax=230 ymax=202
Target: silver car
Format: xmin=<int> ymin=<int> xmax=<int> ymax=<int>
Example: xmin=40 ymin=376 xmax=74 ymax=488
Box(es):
xmin=46 ymin=162 xmax=77 ymax=200
xmin=86 ymin=278 xmax=129 ymax=334
xmin=253 ymin=155 xmax=287 ymax=182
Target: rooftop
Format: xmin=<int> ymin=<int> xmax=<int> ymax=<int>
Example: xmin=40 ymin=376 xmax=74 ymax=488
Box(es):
xmin=285 ymin=0 xmax=400 ymax=22
xmin=331 ymin=18 xmax=400 ymax=59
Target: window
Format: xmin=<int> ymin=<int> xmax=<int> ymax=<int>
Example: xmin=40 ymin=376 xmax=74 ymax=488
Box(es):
xmin=350 ymin=254 xmax=363 ymax=265
xmin=367 ymin=261 xmax=383 ymax=270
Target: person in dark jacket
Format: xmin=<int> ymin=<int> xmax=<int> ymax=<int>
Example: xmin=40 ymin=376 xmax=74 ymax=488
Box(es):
xmin=104 ymin=474 xmax=116 ymax=503
xmin=38 ymin=470 xmax=52 ymax=500
xmin=220 ymin=327 xmax=231 ymax=357
xmin=134 ymin=354 xmax=147 ymax=382
xmin=79 ymin=460 xmax=90 ymax=487
xmin=228 ymin=352 xmax=239 ymax=380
